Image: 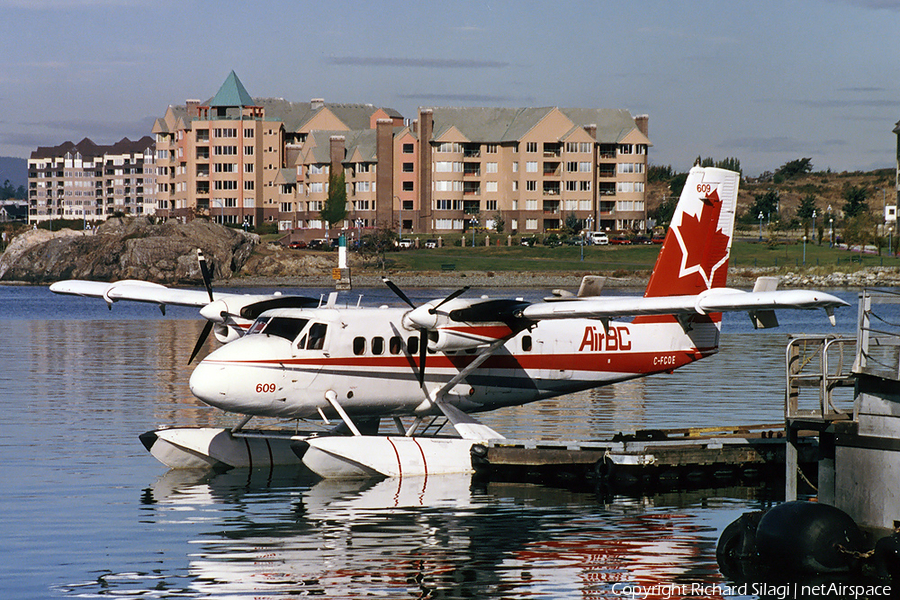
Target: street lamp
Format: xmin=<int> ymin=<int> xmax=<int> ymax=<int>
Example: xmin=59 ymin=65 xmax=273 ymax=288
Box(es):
xmin=581 ymin=215 xmax=593 ymax=261
xmin=470 ymin=216 xmax=478 ymax=247
xmin=802 ymin=234 xmax=807 ymax=266
xmin=395 ymin=195 xmax=402 ymax=241
xmin=758 ymin=212 xmax=764 ymax=241
xmin=811 ymin=209 xmax=817 ymax=244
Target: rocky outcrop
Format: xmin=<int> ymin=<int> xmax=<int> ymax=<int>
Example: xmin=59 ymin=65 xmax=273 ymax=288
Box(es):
xmin=0 ymin=217 xmax=258 ymax=284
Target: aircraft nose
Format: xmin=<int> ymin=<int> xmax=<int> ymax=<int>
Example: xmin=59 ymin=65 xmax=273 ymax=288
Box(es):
xmin=189 ymin=360 xmax=229 ymax=409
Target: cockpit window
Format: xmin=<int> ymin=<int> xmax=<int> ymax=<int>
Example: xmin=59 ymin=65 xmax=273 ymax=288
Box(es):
xmin=257 ymin=317 xmax=309 ymax=341
xmin=247 ymin=317 xmax=270 ymax=335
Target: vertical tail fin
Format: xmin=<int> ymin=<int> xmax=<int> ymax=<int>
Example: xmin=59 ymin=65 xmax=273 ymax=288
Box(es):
xmin=644 ymin=166 xmax=740 ymax=298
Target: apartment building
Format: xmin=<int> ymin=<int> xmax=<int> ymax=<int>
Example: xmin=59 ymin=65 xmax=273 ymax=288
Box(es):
xmin=150 ymin=71 xmax=650 ymax=236
xmin=153 ymin=71 xmax=402 ymax=227
xmin=27 ymin=137 xmax=156 ymax=224
xmin=288 ymin=107 xmax=650 ymax=236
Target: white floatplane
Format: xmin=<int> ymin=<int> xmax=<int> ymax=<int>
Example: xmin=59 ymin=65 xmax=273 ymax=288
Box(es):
xmin=50 ymin=166 xmax=848 ymax=478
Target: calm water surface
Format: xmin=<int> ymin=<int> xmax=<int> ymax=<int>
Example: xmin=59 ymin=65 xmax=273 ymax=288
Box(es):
xmin=0 ymin=284 xmax=864 ymax=599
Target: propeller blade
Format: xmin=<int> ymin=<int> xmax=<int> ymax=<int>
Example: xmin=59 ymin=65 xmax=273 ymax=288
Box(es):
xmin=417 ymin=328 xmax=428 ymax=386
xmin=188 ymin=320 xmax=214 ymax=364
xmin=429 ymin=285 xmax=471 ymax=314
xmin=197 ymin=250 xmax=214 ymax=302
xmin=382 ymin=277 xmax=416 ymax=308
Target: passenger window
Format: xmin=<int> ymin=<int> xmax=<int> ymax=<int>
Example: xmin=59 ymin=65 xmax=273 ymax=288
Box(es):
xmin=371 ymin=336 xmax=384 ymax=355
xmin=307 ymin=323 xmax=328 ymax=350
xmin=389 ymin=336 xmax=402 ymax=355
xmin=522 ymin=335 xmax=532 ymax=352
xmin=353 ymin=337 xmax=366 ymax=356
xmin=408 ymin=335 xmax=419 ymax=355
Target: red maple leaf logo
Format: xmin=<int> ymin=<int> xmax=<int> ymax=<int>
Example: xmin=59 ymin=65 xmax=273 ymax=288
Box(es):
xmin=674 ymin=189 xmax=731 ymax=289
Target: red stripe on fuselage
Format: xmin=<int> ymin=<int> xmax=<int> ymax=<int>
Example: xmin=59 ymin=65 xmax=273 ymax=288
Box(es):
xmin=202 ymin=347 xmax=717 ymax=376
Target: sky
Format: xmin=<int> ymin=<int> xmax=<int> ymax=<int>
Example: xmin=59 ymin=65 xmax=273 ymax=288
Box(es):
xmin=1 ymin=0 xmax=898 ymax=177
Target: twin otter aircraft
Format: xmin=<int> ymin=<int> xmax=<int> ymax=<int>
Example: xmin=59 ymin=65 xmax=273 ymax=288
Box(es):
xmin=51 ymin=166 xmax=847 ymax=478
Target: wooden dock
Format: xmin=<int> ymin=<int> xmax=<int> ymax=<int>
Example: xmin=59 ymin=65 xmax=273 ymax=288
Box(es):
xmin=471 ymin=423 xmax=819 ymax=493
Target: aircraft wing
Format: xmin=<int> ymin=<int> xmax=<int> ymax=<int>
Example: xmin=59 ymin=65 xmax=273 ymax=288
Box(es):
xmin=49 ymin=279 xmax=235 ymax=308
xmin=519 ymin=288 xmax=849 ymax=327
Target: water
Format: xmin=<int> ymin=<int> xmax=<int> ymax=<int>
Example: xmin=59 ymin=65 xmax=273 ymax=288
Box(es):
xmin=0 ymin=284 xmax=866 ymax=599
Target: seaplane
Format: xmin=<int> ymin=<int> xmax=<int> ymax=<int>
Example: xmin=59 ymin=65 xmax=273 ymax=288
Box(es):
xmin=50 ymin=166 xmax=848 ymax=478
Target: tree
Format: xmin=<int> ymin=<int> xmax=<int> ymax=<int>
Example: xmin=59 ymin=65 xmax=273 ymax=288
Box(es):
xmin=796 ymin=193 xmax=818 ymax=220
xmin=774 ymin=158 xmax=813 ymax=183
xmin=747 ymin=190 xmax=780 ymax=221
xmin=649 ymin=194 xmax=677 ymax=229
xmin=669 ymin=173 xmax=689 ymax=198
xmin=563 ymin=212 xmax=580 ymax=234
xmin=359 ymin=226 xmax=397 ymax=270
xmin=842 ymin=184 xmax=869 ymax=218
xmin=321 ymin=170 xmax=348 ymax=228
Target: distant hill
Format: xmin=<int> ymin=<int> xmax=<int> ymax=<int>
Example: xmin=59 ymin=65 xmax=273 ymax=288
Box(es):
xmin=0 ymin=157 xmax=27 ymax=189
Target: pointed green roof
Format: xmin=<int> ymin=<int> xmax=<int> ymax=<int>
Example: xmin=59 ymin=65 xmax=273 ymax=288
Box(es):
xmin=209 ymin=70 xmax=255 ymax=108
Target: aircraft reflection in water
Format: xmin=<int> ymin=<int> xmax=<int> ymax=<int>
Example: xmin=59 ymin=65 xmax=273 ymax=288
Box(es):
xmin=135 ymin=470 xmax=745 ymax=599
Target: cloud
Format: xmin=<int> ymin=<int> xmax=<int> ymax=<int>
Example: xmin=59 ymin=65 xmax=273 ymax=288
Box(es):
xmin=721 ymin=136 xmax=805 ymax=153
xmin=398 ymin=92 xmax=523 ymax=104
xmin=326 ymin=56 xmax=508 ymax=69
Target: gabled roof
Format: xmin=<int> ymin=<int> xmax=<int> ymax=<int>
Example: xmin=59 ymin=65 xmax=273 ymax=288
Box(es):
xmin=209 ymin=70 xmax=256 ymax=108
xmin=30 ymin=137 xmax=154 ymax=160
xmin=300 ymin=129 xmax=378 ymax=165
xmin=427 ymin=106 xmax=647 ymax=145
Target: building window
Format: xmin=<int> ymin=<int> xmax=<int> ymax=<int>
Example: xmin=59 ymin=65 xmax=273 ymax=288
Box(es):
xmin=526 ymin=142 xmax=538 ymax=153
xmin=402 ymin=162 xmax=414 ymax=173
xmin=526 ymin=161 xmax=538 ymax=173
xmin=526 ymin=180 xmax=537 ymax=191
xmin=485 ymin=162 xmax=498 ymax=173
xmin=485 ymin=144 xmax=497 ymax=154
xmin=526 ymin=218 xmax=538 ymax=230
xmin=402 ymin=143 xmax=414 ymax=153
xmin=402 ymin=181 xmax=414 ymax=192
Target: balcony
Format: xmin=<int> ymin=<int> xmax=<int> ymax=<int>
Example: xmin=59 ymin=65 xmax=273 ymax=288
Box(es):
xmin=543 ymin=143 xmax=561 ymax=157
xmin=543 ymin=162 xmax=560 ymax=177
xmin=598 ymin=164 xmax=616 ymax=178
xmin=463 ymin=182 xmax=480 ymax=195
xmin=543 ymin=182 xmax=560 ymax=196
xmin=462 ymin=143 xmax=480 ymax=158
xmin=463 ymin=165 xmax=481 ymax=177
xmin=543 ymin=201 xmax=560 ymax=214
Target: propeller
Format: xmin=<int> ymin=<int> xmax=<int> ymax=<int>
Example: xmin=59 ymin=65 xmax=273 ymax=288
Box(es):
xmin=382 ymin=278 xmax=469 ymax=386
xmin=189 ymin=250 xmax=216 ymax=364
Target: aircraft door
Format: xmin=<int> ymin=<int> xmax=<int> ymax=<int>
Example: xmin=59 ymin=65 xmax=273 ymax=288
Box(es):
xmin=537 ymin=336 xmax=573 ymax=380
xmin=291 ymin=322 xmax=329 ymax=391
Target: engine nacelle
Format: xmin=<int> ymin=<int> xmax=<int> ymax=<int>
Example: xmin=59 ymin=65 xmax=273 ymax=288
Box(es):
xmin=427 ymin=327 xmax=502 ymax=352
xmin=214 ymin=323 xmax=243 ymax=344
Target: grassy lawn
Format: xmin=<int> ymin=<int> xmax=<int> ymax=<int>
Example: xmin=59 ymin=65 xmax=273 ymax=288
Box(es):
xmin=362 ymin=239 xmax=900 ymax=273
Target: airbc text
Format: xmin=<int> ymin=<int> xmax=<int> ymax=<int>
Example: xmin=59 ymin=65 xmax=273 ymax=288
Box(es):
xmin=578 ymin=326 xmax=631 ymax=352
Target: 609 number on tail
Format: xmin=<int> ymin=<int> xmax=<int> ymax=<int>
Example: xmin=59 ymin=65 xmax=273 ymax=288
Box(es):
xmin=256 ymin=383 xmax=277 ymax=393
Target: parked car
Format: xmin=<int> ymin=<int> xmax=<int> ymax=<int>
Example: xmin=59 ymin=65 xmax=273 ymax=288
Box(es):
xmin=589 ymin=232 xmax=609 ymax=245
xmin=633 ymin=235 xmax=652 ymax=245
xmin=397 ymin=238 xmax=413 ymax=249
xmin=651 ymin=234 xmax=666 ymax=244
xmin=307 ymin=238 xmax=327 ymax=250
xmin=424 ymin=239 xmax=438 ymax=249
xmin=288 ymin=240 xmax=306 ymax=249
xmin=520 ymin=236 xmax=539 ymax=247
xmin=610 ymin=235 xmax=632 ymax=245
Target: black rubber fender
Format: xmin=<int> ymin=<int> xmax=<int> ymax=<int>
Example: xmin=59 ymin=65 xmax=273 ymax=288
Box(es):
xmin=717 ymin=511 xmax=764 ymax=579
xmin=755 ymin=501 xmax=864 ymax=574
xmin=872 ymin=532 xmax=900 ymax=583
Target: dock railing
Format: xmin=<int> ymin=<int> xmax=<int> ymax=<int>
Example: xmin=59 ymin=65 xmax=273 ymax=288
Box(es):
xmin=853 ymin=288 xmax=900 ymax=382
xmin=785 ymin=289 xmax=900 ymax=500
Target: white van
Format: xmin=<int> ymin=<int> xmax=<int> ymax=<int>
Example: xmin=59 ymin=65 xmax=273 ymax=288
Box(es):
xmin=589 ymin=232 xmax=609 ymax=245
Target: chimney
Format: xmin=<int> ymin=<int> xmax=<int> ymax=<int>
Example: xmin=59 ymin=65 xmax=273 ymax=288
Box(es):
xmin=376 ymin=119 xmax=394 ymax=229
xmin=634 ymin=114 xmax=649 ymax=137
xmin=329 ymin=135 xmax=345 ymax=177
xmin=311 ymin=98 xmax=325 ymax=110
xmin=186 ymin=99 xmax=201 ymax=117
xmin=584 ymin=123 xmax=597 ymax=139
xmin=418 ymin=109 xmax=434 ymax=232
